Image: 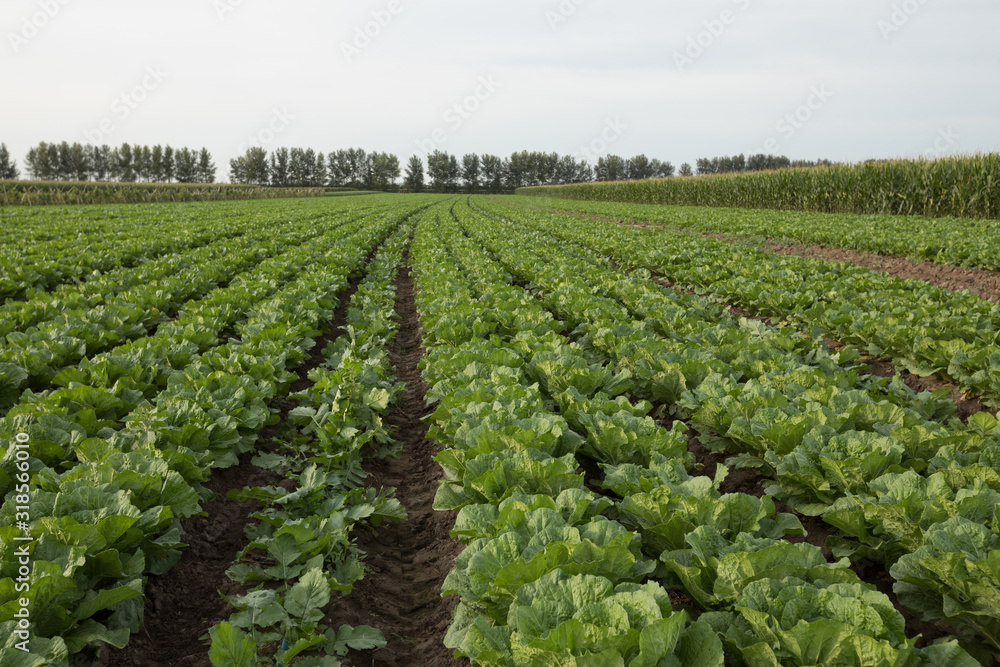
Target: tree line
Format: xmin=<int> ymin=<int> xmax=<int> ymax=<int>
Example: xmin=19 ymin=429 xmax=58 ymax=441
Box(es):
xmin=695 ymin=154 xmax=834 ymax=176
xmin=228 ymin=147 xmax=401 ymax=190
xmin=402 ymin=150 xmax=677 ymax=193
xmin=0 ymin=141 xmax=839 ymax=189
xmin=5 ymin=141 xmax=216 ymax=183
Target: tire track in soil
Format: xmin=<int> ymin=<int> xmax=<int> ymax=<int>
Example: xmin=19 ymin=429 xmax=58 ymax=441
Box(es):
xmin=328 ymin=254 xmax=465 ymax=667
xmin=104 ymin=275 xmax=365 ymax=667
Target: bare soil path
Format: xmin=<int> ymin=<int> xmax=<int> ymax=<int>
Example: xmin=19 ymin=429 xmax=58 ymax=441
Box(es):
xmin=513 ymin=201 xmax=1000 ymax=302
xmin=329 ymin=255 xmax=465 ymax=667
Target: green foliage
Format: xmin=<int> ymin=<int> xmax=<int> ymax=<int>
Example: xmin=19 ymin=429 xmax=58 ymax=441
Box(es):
xmin=0 ymin=198 xmax=428 ymax=664
xmin=516 ymin=153 xmax=1000 ymax=220
xmin=419 ymin=196 xmax=987 ymax=664
xmin=0 ymin=179 xmax=325 ymax=206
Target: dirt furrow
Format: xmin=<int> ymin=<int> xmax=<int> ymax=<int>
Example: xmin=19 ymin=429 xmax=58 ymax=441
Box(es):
xmin=330 ymin=254 xmax=464 ymax=667
xmin=512 ymin=201 xmax=1000 ymax=302
xmin=763 ymin=240 xmax=1000 ymax=303
xmin=613 ymin=214 xmax=1000 ymax=302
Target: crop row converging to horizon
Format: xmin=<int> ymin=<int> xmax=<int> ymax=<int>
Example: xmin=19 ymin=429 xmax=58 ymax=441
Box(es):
xmin=2 ymin=190 xmax=1000 ymax=665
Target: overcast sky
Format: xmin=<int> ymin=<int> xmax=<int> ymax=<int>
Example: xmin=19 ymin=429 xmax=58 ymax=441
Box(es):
xmin=3 ymin=0 xmax=998 ymax=180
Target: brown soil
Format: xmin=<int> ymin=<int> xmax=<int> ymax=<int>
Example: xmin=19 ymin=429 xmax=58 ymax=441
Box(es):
xmin=765 ymin=241 xmax=1000 ymax=303
xmin=653 ymin=262 xmax=997 ymax=422
xmin=524 ymin=207 xmax=1000 ymax=414
xmin=105 ymin=276 xmax=364 ymax=667
xmin=686 ymin=424 xmax=961 ymax=646
xmin=848 ymin=557 xmax=956 ymax=649
xmin=467 ymin=207 xmax=991 ymax=652
xmin=515 ymin=201 xmax=1000 ymax=304
xmin=859 ymin=356 xmax=997 ymax=422
xmin=328 ymin=256 xmax=465 ymax=667
xmin=104 ymin=455 xmax=280 ymax=667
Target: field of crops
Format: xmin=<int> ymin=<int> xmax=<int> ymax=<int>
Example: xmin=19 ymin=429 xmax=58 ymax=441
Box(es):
xmin=505 ymin=195 xmax=1000 ymax=271
xmin=515 ymin=154 xmax=1000 ymax=220
xmin=3 ymin=193 xmax=1000 ymax=666
xmin=0 ymin=180 xmax=326 ymax=207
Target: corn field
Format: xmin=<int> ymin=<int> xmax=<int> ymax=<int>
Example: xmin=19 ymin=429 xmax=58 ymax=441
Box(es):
xmin=0 ymin=180 xmax=326 ymax=207
xmin=516 ymin=153 xmax=1000 ymax=220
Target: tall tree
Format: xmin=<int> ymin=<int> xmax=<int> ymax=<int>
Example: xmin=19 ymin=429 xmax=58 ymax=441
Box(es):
xmin=504 ymin=151 xmax=530 ymax=189
xmin=174 ymin=148 xmax=197 ymax=183
xmin=197 ymin=147 xmax=216 ymax=183
xmin=679 ymin=162 xmax=693 ymax=177
xmin=346 ymin=148 xmax=367 ymax=189
xmin=115 ymin=143 xmax=135 ymax=182
xmin=313 ymin=152 xmax=326 ymax=187
xmin=93 ymin=145 xmax=112 ymax=181
xmin=427 ymin=151 xmax=453 ymax=193
xmin=142 ymin=145 xmax=154 ymax=180
xmin=382 ymin=153 xmax=401 ymax=189
xmin=83 ymin=145 xmax=98 ymax=180
xmin=270 ymin=148 xmax=290 ymax=187
xmin=368 ymin=152 xmax=400 ymax=190
xmin=151 ymin=145 xmax=165 ymax=182
xmin=481 ymin=154 xmax=504 ymax=193
xmin=162 ymin=145 xmax=175 ymax=182
xmin=0 ymin=143 xmax=18 ymax=179
xmin=327 ymin=149 xmax=348 ymax=187
xmin=461 ymin=153 xmax=481 ymax=193
xmin=25 ymin=143 xmax=51 ymax=180
xmin=627 ymin=154 xmax=654 ymax=181
xmin=229 ymin=147 xmax=269 ymax=185
xmin=595 ymin=155 xmax=627 ymax=182
xmin=56 ymin=142 xmax=74 ymax=180
xmin=554 ymin=155 xmax=579 ymax=184
xmin=650 ymin=159 xmax=675 ymax=178
xmin=538 ymin=152 xmax=560 ymax=185
xmin=403 ymin=155 xmax=424 ymax=192
xmin=45 ymin=143 xmax=60 ymax=179
xmin=302 ymin=148 xmax=318 ymax=186
xmin=134 ymin=145 xmax=152 ymax=182
xmin=447 ymin=154 xmax=460 ymax=192
xmin=70 ymin=143 xmax=90 ymax=181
